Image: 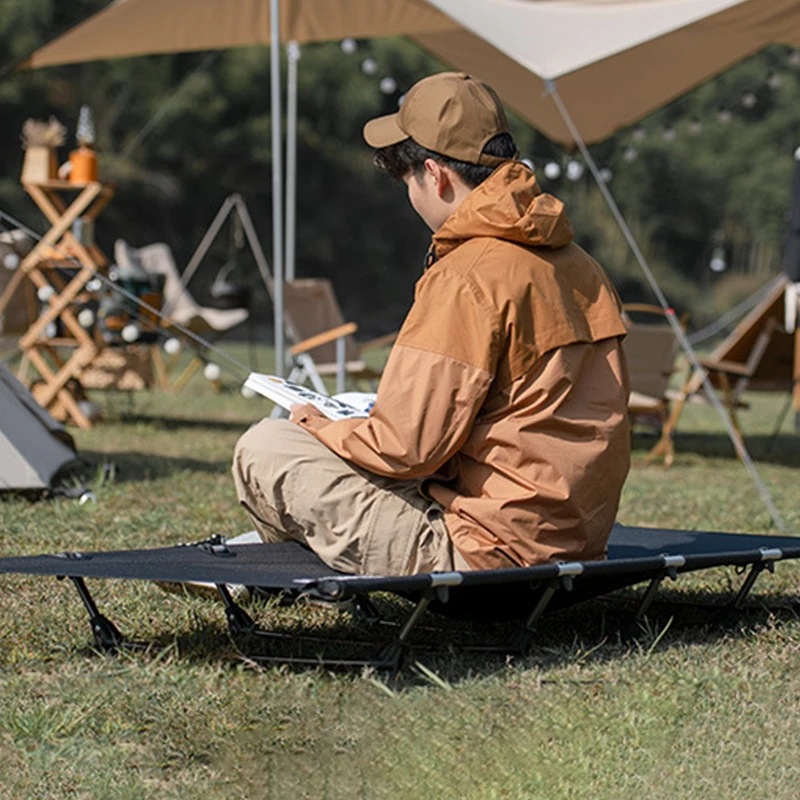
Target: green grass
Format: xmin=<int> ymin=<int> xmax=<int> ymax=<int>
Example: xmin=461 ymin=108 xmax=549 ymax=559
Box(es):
xmin=1 ymin=346 xmax=800 ymax=799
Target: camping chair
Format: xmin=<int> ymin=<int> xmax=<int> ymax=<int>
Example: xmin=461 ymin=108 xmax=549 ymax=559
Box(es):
xmin=114 ymin=240 xmax=249 ymax=391
xmin=282 ymin=278 xmax=394 ymax=395
xmin=622 ymin=303 xmax=688 ymax=467
xmin=666 ymin=275 xmax=797 ymax=444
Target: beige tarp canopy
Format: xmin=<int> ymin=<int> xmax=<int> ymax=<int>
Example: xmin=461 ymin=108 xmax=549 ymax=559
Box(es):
xmin=22 ymin=0 xmax=800 ymax=147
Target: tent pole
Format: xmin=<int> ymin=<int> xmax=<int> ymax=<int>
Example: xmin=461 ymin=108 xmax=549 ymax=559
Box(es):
xmin=285 ymin=41 xmax=300 ymax=283
xmin=270 ymin=0 xmax=284 ymax=376
xmin=544 ymin=78 xmax=788 ymax=534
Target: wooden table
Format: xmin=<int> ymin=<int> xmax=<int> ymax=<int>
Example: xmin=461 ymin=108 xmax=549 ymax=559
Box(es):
xmin=0 ymin=181 xmax=115 ymax=428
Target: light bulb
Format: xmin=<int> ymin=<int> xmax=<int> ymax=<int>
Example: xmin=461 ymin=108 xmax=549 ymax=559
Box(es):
xmin=121 ymin=324 xmax=140 ymax=343
xmin=204 ymin=362 xmax=221 ymax=382
xmin=598 ymin=167 xmax=613 ymax=183
xmin=241 ymin=385 xmax=256 ymax=399
xmin=37 ymin=285 xmax=55 ymax=303
xmin=2 ymin=252 xmax=19 ymax=270
xmin=688 ymin=119 xmax=703 ymax=135
xmin=44 ymin=322 xmax=57 ymax=339
xmin=662 ymin=126 xmax=676 ymax=142
xmin=717 ymin=108 xmax=733 ymax=124
xmin=361 ymin=57 xmax=377 ymax=76
xmin=544 ymin=162 xmax=561 ymax=180
xmin=86 ymin=278 xmax=103 ymax=292
xmin=341 ymin=38 xmax=357 ymax=55
xmin=77 ymin=308 xmax=95 ymax=328
xmin=741 ymin=91 xmax=757 ymax=109
xmin=623 ymin=147 xmax=638 ymax=163
xmin=632 ymin=128 xmax=647 ymax=142
xmin=379 ymin=77 xmax=397 ymax=95
xmin=520 ymin=158 xmax=535 ymax=172
xmin=163 ymin=337 xmax=181 ymax=355
xmin=566 ymin=160 xmax=584 ymax=181
xmin=794 ymin=145 xmax=800 ymax=161
xmin=710 ymin=246 xmax=727 ymax=273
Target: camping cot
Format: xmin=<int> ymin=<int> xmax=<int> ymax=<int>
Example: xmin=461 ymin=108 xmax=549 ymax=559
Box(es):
xmin=1 ymin=522 xmax=799 ymax=672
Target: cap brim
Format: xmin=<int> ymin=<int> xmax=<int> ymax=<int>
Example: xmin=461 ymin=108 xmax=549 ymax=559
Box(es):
xmin=363 ymin=113 xmax=408 ymax=149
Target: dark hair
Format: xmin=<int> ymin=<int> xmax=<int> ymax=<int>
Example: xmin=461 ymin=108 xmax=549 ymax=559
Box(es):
xmin=373 ymin=133 xmax=518 ymax=188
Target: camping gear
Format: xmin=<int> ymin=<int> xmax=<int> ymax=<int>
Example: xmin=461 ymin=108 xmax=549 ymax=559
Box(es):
xmin=0 ymin=361 xmax=77 ymax=491
xmin=1 ymin=523 xmax=798 ymax=671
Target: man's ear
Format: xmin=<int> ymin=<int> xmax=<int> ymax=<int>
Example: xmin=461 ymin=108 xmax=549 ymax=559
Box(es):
xmin=423 ymin=158 xmax=449 ymax=197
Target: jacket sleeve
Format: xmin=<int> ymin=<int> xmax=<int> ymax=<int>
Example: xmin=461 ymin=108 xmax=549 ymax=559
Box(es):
xmin=297 ymin=267 xmax=500 ymax=479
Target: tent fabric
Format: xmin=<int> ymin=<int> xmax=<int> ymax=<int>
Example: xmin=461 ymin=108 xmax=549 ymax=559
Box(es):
xmin=0 ymin=363 xmax=76 ymax=490
xmin=20 ymin=0 xmax=800 ymax=146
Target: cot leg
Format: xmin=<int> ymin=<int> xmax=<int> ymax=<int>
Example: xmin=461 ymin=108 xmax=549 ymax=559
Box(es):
xmin=68 ymin=576 xmax=125 ymax=652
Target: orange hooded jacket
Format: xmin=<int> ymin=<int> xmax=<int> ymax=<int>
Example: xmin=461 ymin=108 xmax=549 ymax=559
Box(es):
xmin=299 ymin=161 xmax=630 ymax=570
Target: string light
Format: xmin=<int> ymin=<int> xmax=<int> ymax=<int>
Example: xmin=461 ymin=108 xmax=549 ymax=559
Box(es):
xmin=361 ymin=57 xmax=378 ymax=76
xmin=37 ymin=285 xmax=55 ymax=303
xmin=717 ymin=107 xmax=733 ymax=123
xmin=340 ymin=38 xmax=357 ymax=55
xmin=121 ymin=323 xmax=140 ymax=343
xmin=77 ymin=308 xmax=95 ymax=327
xmin=767 ymin=72 xmax=783 ymax=89
xmin=2 ymin=252 xmax=19 ymax=270
xmin=598 ymin=167 xmax=613 ymax=183
xmin=164 ymin=337 xmax=181 ymax=355
xmin=379 ymin=77 xmax=397 ymax=94
xmin=622 ymin=146 xmax=638 ymax=163
xmin=795 ymin=145 xmax=800 ymax=161
xmin=566 ymin=160 xmax=584 ymax=181
xmin=688 ymin=118 xmax=703 ymax=135
xmin=741 ymin=91 xmax=757 ymax=109
xmin=662 ymin=126 xmax=677 ymax=142
xmin=204 ymin=362 xmax=222 ymax=382
xmin=790 ymin=49 xmax=800 ymax=67
xmin=632 ymin=128 xmax=647 ymax=142
xmin=543 ymin=161 xmax=561 ymax=179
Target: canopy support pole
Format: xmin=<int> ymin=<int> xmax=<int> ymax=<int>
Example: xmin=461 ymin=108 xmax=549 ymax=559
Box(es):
xmin=270 ymin=0 xmax=284 ymax=375
xmin=544 ymin=78 xmax=788 ymax=533
xmin=285 ymin=41 xmax=300 ymax=283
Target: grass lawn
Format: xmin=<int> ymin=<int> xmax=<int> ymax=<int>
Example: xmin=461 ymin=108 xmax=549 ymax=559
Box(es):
xmin=1 ymin=346 xmax=800 ymax=799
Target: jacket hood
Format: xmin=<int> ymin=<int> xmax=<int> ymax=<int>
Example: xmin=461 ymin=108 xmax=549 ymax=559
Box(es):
xmin=432 ymin=161 xmax=574 ymax=259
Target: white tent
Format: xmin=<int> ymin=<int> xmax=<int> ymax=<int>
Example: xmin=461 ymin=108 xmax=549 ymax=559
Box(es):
xmin=0 ymin=362 xmax=77 ymax=491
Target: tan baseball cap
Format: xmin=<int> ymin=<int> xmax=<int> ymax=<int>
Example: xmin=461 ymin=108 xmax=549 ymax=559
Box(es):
xmin=363 ymin=72 xmax=512 ymax=167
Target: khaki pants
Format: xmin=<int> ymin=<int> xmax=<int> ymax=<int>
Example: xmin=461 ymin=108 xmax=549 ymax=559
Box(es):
xmin=232 ymin=419 xmax=468 ymax=575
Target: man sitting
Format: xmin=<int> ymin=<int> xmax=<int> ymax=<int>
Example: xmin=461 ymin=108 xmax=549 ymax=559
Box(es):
xmin=233 ymin=72 xmax=630 ymax=575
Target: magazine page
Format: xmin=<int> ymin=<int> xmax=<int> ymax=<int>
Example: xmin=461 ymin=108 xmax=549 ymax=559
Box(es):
xmin=243 ymin=373 xmax=373 ymax=421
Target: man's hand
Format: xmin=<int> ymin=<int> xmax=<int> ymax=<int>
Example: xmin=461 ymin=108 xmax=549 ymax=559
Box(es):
xmin=289 ymin=402 xmax=328 ymax=430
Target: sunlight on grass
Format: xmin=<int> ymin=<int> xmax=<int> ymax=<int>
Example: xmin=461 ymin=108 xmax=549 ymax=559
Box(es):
xmin=1 ymin=345 xmax=799 ymax=798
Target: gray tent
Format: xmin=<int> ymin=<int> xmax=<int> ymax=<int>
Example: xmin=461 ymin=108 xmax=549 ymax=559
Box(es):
xmin=0 ymin=362 xmax=77 ymax=491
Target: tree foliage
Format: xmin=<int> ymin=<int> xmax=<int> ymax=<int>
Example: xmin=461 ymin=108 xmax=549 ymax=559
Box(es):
xmin=1 ymin=1 xmax=799 ymax=334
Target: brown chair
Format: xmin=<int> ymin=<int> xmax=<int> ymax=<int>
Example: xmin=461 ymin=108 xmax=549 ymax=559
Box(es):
xmin=665 ymin=274 xmax=796 ymax=443
xmin=283 ymin=278 xmax=395 ymax=394
xmin=622 ymin=303 xmax=688 ymax=467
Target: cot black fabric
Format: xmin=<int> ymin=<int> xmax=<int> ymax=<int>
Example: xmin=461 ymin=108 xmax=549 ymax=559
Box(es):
xmin=2 ymin=523 xmax=799 ymax=671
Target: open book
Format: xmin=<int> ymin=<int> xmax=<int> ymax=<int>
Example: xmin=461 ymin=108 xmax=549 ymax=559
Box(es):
xmin=243 ymin=373 xmax=376 ymax=421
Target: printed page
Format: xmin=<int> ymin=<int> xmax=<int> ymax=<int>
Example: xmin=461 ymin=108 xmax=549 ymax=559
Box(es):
xmin=243 ymin=373 xmax=372 ymax=421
